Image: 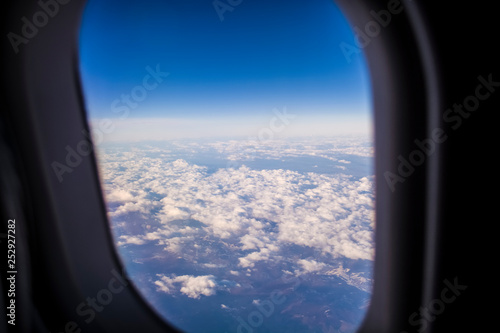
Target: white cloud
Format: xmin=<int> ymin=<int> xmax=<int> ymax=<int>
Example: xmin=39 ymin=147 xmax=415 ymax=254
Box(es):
xmin=203 ymin=263 xmax=225 ymax=268
xmin=117 ymin=235 xmax=146 ymax=246
xmin=154 ymin=274 xmax=217 ymax=299
xmin=178 ymin=275 xmax=217 ymax=298
xmin=154 ymin=279 xmax=173 ymax=294
xmin=97 ymin=137 xmax=375 ymax=293
xmin=297 ymin=259 xmax=326 ymax=273
xmin=238 ymin=248 xmax=276 ymax=268
xmin=107 ymin=189 xmax=135 ymax=202
xmin=104 ymin=157 xmax=374 ymax=260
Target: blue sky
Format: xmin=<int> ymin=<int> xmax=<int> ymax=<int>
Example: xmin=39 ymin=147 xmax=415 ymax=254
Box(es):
xmin=79 ymin=0 xmax=372 ymax=140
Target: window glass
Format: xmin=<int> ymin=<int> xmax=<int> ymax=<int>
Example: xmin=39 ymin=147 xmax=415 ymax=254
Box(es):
xmin=79 ymin=1 xmax=374 ymax=332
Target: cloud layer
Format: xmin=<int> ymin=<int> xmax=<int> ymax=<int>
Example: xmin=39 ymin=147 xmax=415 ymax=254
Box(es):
xmin=96 ymin=137 xmax=375 ymax=297
xmin=154 ymin=274 xmax=217 ymax=299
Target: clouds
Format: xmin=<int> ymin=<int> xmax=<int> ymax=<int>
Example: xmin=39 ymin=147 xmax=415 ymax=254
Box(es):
xmin=238 ymin=248 xmax=276 ymax=268
xmin=97 ymin=136 xmax=375 ymax=298
xmin=107 ymin=189 xmax=135 ymax=202
xmin=297 ymin=259 xmax=327 ymax=273
xmin=154 ymin=274 xmax=217 ymax=299
xmin=117 ymin=235 xmax=146 ymax=246
xmin=205 ymin=135 xmax=373 ymax=161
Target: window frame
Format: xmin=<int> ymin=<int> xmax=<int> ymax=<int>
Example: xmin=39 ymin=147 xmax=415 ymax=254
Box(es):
xmin=0 ymin=0 xmax=445 ymax=332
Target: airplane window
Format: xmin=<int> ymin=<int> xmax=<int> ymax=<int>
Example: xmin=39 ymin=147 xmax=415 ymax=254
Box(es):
xmin=79 ymin=0 xmax=374 ymax=332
